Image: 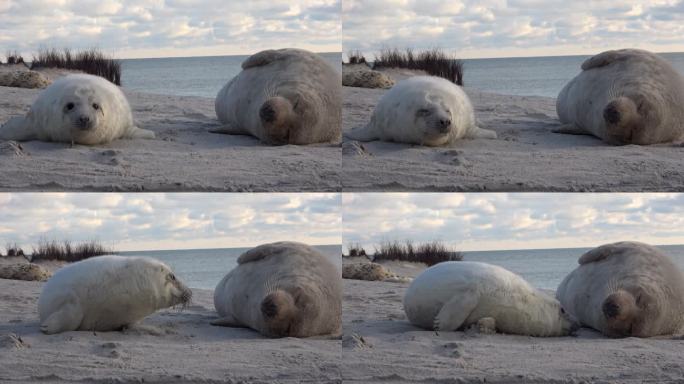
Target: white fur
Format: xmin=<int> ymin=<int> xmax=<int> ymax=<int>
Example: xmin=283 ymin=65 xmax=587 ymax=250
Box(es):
xmin=345 ymin=76 xmax=496 ymax=146
xmin=38 ymin=255 xmax=190 ymax=334
xmin=403 ymin=261 xmax=576 ymax=336
xmin=0 ymin=74 xmax=154 ymax=145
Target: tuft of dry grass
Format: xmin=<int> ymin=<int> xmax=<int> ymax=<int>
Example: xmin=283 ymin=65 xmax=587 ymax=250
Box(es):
xmin=30 ymin=48 xmax=122 ymax=85
xmin=372 ymin=240 xmax=463 ymax=266
xmin=4 ymin=242 xmax=25 ymax=258
xmin=346 ymin=243 xmax=367 ymax=257
xmin=30 ymin=239 xmax=114 ymax=262
xmin=5 ymin=50 xmax=25 ymax=65
xmin=373 ymin=48 xmax=464 ymax=85
xmin=346 ymin=50 xmax=368 ymax=65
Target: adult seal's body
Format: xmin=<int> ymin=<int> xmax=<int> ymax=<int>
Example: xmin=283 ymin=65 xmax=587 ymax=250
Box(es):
xmin=212 ymin=242 xmax=341 ymax=338
xmin=0 ymin=74 xmax=154 ymax=145
xmin=345 ymin=76 xmax=496 ymax=146
xmin=404 ymin=261 xmax=577 ymax=336
xmin=213 ymin=48 xmax=341 ymax=145
xmin=555 ymin=49 xmax=684 ymax=145
xmin=557 ymin=241 xmax=684 ymax=337
xmin=38 ymin=255 xmax=192 ymax=334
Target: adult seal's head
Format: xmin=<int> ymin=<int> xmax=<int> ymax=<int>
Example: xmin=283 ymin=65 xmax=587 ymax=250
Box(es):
xmin=38 ymin=255 xmax=192 ymax=334
xmin=344 ymin=76 xmax=497 ymax=146
xmin=556 ymin=241 xmax=684 ymax=337
xmin=213 ymin=49 xmax=341 ymax=145
xmin=555 ymin=49 xmax=684 ymax=145
xmin=0 ymin=74 xmax=155 ymax=145
xmin=212 ymin=241 xmax=341 ymax=338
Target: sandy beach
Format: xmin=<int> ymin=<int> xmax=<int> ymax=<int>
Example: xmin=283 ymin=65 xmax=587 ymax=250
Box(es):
xmin=0 ymin=84 xmax=341 ymax=192
xmin=0 ymin=258 xmax=341 ymax=384
xmin=342 ymin=259 xmax=684 ymax=383
xmin=342 ymin=77 xmax=684 ymax=192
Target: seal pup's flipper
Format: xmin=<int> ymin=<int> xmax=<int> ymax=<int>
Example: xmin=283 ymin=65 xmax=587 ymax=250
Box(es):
xmin=433 ymin=292 xmax=479 ymax=332
xmin=210 ymin=314 xmax=245 ymax=328
xmin=125 ymin=126 xmax=155 ymax=140
xmin=552 ymin=123 xmax=591 ymax=136
xmin=344 ymin=124 xmax=379 ymax=142
xmin=466 ymin=126 xmax=497 ymax=140
xmin=40 ymin=296 xmax=83 ymax=334
xmin=581 ymin=49 xmax=637 ymax=71
xmin=0 ymin=116 xmax=38 ymax=141
xmin=209 ymin=121 xmax=249 ymax=136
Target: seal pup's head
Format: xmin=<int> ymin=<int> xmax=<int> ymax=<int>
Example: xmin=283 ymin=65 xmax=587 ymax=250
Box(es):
xmin=414 ymin=97 xmax=454 ymax=146
xmin=142 ymin=258 xmax=193 ymax=310
xmin=56 ymin=81 xmax=110 ymax=145
xmin=259 ymin=285 xmax=317 ymax=338
xmin=531 ymin=291 xmax=580 ymax=336
xmin=602 ymin=95 xmax=660 ymax=145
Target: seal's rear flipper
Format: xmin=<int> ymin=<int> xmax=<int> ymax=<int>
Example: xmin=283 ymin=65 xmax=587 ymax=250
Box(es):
xmin=467 ymin=126 xmax=497 ymax=140
xmin=125 ymin=126 xmax=155 ymax=140
xmin=552 ymin=123 xmax=590 ymax=136
xmin=344 ymin=124 xmax=379 ymax=142
xmin=433 ymin=292 xmax=479 ymax=332
xmin=210 ymin=314 xmax=244 ymax=328
xmin=242 ymin=50 xmax=286 ymax=69
xmin=0 ymin=116 xmax=37 ymax=141
xmin=581 ymin=49 xmax=637 ymax=71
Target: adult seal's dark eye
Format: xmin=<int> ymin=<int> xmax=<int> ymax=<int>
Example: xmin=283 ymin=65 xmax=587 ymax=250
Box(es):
xmin=66 ymin=103 xmax=74 ymax=110
xmin=92 ymin=103 xmax=99 ymax=110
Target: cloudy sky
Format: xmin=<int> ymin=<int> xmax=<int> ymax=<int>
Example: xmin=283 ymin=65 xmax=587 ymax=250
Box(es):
xmin=343 ymin=0 xmax=684 ymax=59
xmin=0 ymin=0 xmax=340 ymax=59
xmin=343 ymin=193 xmax=684 ymax=252
xmin=0 ymin=193 xmax=340 ymax=252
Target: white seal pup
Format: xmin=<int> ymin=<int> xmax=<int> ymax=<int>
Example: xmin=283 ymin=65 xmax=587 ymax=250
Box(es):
xmin=345 ymin=76 xmax=496 ymax=146
xmin=0 ymin=74 xmax=154 ymax=145
xmin=212 ymin=48 xmax=341 ymax=145
xmin=211 ymin=242 xmax=341 ymax=338
xmin=557 ymin=241 xmax=684 ymax=337
xmin=404 ymin=261 xmax=578 ymax=336
xmin=555 ymin=49 xmax=684 ymax=145
xmin=38 ymin=255 xmax=191 ymax=334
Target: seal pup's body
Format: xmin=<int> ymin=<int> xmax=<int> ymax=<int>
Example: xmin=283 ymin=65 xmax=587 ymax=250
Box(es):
xmin=345 ymin=76 xmax=496 ymax=146
xmin=404 ymin=261 xmax=577 ymax=336
xmin=0 ymin=74 xmax=154 ymax=145
xmin=38 ymin=255 xmax=191 ymax=334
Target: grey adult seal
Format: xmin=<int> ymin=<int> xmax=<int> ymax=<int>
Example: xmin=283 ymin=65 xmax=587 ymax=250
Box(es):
xmin=555 ymin=49 xmax=684 ymax=145
xmin=213 ymin=49 xmax=341 ymax=145
xmin=211 ymin=242 xmax=341 ymax=337
xmin=557 ymin=241 xmax=684 ymax=337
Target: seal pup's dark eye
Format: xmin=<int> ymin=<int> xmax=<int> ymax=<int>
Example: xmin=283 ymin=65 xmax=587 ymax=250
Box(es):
xmin=92 ymin=103 xmax=100 ymax=110
xmin=169 ymin=274 xmax=176 ymax=281
xmin=66 ymin=103 xmax=75 ymax=111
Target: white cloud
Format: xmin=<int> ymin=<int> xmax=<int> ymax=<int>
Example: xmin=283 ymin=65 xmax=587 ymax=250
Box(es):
xmin=0 ymin=193 xmax=341 ymax=252
xmin=0 ymin=0 xmax=341 ymax=59
xmin=343 ymin=193 xmax=684 ymax=252
xmin=343 ymin=0 xmax=684 ymax=59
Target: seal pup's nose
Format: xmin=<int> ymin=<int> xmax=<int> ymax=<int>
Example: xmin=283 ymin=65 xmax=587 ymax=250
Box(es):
xmin=439 ymin=118 xmax=451 ymax=132
xmin=78 ymin=115 xmax=91 ymax=126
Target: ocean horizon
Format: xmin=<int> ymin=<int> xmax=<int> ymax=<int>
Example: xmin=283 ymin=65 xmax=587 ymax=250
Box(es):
xmin=118 ymin=244 xmax=341 ymax=290
xmin=120 ymin=51 xmax=341 ymax=98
